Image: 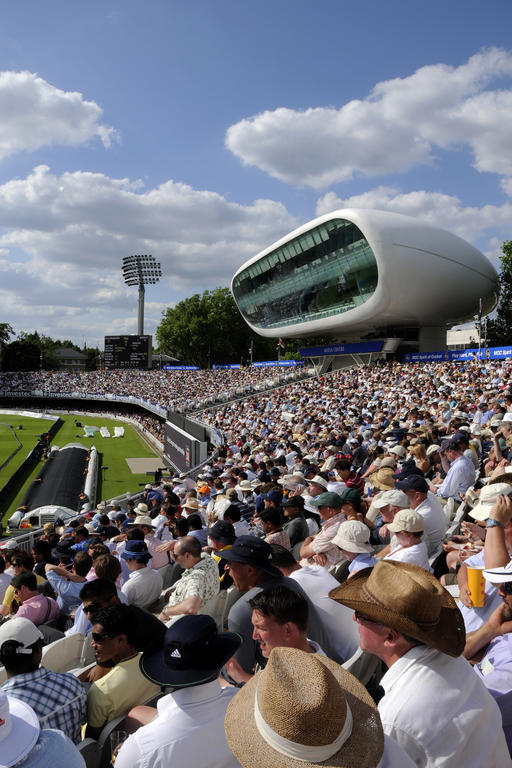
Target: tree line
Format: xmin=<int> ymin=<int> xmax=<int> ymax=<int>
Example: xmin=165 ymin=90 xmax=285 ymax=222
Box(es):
xmin=0 ymin=326 xmax=99 ymax=371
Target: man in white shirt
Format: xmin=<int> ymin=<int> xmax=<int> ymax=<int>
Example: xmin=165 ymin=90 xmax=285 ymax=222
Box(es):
xmin=330 ymin=560 xmax=510 ymax=767
xmin=121 ymin=541 xmax=163 ymax=609
xmin=269 ymin=543 xmax=359 ymax=662
xmin=383 ymin=509 xmax=431 ymax=571
xmin=115 ymin=615 xmax=242 ymax=768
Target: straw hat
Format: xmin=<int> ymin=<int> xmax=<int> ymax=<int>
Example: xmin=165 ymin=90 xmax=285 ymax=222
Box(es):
xmin=224 ymin=647 xmax=384 ymax=768
xmin=329 ymin=560 xmax=466 ymax=657
xmin=368 ymin=466 xmax=395 ymax=492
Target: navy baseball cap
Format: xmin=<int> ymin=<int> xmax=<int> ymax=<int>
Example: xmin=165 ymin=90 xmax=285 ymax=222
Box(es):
xmin=396 ymin=475 xmax=429 ymax=493
xmin=220 ymin=536 xmax=281 ymax=577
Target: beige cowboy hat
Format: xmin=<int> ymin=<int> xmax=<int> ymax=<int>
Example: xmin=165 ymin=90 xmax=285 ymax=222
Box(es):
xmin=224 ymin=647 xmax=384 ymax=768
xmin=368 ymin=463 xmax=395 ymax=492
xmin=329 ymin=560 xmax=466 ymax=657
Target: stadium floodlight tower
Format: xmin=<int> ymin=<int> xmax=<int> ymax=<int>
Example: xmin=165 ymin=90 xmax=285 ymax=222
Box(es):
xmin=122 ymin=254 xmax=162 ymax=335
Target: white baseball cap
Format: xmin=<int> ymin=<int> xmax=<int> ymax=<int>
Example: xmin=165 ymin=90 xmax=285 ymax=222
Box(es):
xmin=0 ymin=618 xmax=43 ymax=654
xmin=372 ymin=490 xmax=410 ymax=509
xmin=387 ymin=508 xmax=425 ymax=534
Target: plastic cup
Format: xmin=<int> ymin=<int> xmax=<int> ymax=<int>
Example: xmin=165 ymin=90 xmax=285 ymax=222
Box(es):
xmin=467 ymin=566 xmax=485 ymax=608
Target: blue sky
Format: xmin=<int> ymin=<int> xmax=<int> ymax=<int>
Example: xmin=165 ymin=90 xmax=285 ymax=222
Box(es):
xmin=0 ymin=0 xmax=511 ymax=347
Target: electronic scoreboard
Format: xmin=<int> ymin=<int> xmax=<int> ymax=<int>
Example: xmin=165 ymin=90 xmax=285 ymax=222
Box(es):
xmin=104 ymin=335 xmax=152 ymax=369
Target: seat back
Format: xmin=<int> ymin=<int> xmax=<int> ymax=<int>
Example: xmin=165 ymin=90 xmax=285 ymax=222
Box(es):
xmin=41 ymin=632 xmax=85 ymax=673
xmin=77 ymin=738 xmax=101 ymax=768
xmin=197 ymin=591 xmax=226 ymax=631
xmin=98 ymin=714 xmax=127 ymax=768
xmin=223 ymin=586 xmax=242 ymax=630
xmin=291 ymin=540 xmax=305 ymax=560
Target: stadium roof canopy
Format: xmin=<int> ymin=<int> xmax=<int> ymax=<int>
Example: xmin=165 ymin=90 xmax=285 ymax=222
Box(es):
xmin=231 ymin=209 xmax=498 ymax=344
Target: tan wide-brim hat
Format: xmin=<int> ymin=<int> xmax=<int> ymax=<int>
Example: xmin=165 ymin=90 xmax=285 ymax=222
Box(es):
xmin=224 ymin=647 xmax=384 ymax=768
xmin=329 ymin=560 xmax=466 ymax=657
xmin=368 ymin=467 xmax=395 ymax=491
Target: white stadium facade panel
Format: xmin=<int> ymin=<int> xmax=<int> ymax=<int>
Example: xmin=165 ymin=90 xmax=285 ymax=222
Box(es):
xmin=231 ymin=209 xmax=498 ymax=340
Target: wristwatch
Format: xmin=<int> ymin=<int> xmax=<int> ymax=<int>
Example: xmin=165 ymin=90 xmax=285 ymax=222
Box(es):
xmin=486 ymin=518 xmax=505 ymax=529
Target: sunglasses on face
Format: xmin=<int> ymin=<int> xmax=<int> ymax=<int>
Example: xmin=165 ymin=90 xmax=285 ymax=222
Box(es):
xmin=84 ymin=602 xmax=102 ymax=615
xmin=92 ymin=632 xmax=116 ymax=644
xmin=501 ymin=582 xmax=512 ymax=595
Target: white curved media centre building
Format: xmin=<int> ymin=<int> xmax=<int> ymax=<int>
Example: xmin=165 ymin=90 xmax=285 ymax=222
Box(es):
xmin=231 ymin=209 xmax=498 ymax=353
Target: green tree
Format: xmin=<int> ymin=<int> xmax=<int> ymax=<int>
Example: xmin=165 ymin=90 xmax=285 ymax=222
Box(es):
xmin=0 ymin=323 xmax=14 ymax=346
xmin=156 ymin=287 xmax=276 ymax=367
xmin=2 ymin=331 xmax=60 ymax=371
xmin=486 ymin=241 xmax=512 ymax=346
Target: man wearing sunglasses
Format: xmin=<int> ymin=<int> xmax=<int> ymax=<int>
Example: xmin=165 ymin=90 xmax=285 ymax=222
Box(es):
xmin=85 ymin=603 xmax=160 ymax=739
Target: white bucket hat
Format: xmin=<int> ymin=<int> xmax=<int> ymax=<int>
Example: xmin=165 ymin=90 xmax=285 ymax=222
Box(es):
xmin=332 ymin=521 xmax=373 ymax=554
xmin=0 ymin=691 xmax=40 ymax=768
xmin=308 ymin=475 xmax=329 ymax=490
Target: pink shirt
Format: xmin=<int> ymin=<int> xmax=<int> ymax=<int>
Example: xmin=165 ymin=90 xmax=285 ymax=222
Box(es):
xmin=145 ymin=534 xmax=169 ymax=570
xmin=17 ymin=593 xmax=60 ymax=624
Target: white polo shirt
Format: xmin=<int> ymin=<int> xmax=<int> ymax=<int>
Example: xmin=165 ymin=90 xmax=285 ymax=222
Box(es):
xmin=115 ymin=680 xmax=240 ymax=768
xmin=121 ymin=566 xmax=163 ymax=608
xmin=379 ymin=645 xmax=510 ymax=767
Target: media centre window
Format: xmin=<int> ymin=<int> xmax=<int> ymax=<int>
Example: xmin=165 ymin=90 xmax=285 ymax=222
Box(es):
xmin=232 ymin=218 xmax=378 ymax=329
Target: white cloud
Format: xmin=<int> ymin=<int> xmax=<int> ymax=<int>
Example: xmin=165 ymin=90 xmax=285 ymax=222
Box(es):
xmin=0 ymin=166 xmax=296 ymax=342
xmin=226 ymin=48 xmax=512 ymax=188
xmin=316 ymin=186 xmax=512 ymax=259
xmin=0 ymin=71 xmax=116 ymax=161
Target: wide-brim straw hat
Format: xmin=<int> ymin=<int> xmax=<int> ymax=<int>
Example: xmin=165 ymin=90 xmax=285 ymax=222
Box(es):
xmin=368 ymin=467 xmax=395 ymax=491
xmin=224 ymin=647 xmax=384 ymax=768
xmin=329 ymin=560 xmax=465 ymax=657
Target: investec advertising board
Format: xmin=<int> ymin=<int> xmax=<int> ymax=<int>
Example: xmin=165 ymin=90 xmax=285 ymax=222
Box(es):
xmin=164 ymin=421 xmax=203 ymax=472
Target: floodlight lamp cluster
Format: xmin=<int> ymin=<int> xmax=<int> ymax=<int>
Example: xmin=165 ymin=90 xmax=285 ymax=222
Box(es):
xmin=122 ymin=254 xmax=162 ymax=286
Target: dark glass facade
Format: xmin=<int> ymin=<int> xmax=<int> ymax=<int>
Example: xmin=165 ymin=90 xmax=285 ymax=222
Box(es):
xmin=232 ymin=218 xmax=378 ymax=329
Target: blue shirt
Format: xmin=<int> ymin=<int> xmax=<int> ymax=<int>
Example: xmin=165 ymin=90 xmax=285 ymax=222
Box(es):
xmin=437 ymin=454 xmax=475 ymax=499
xmin=46 ymin=570 xmax=85 ymax=615
xmin=19 ymin=729 xmax=86 ymax=768
xmin=348 ymin=553 xmax=378 ymax=574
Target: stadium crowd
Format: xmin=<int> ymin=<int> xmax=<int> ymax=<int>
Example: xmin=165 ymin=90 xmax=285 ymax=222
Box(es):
xmin=3 ymin=356 xmax=512 ymax=765
xmin=0 ymin=365 xmax=301 ymax=413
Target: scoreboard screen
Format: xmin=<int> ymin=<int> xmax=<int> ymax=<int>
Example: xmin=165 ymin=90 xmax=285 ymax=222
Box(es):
xmin=104 ymin=335 xmax=152 ymax=369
